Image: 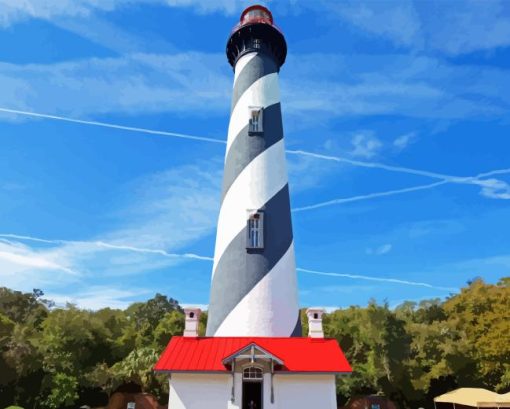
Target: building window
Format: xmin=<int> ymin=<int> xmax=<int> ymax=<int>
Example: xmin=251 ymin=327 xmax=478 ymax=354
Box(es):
xmin=247 ymin=211 xmax=264 ymax=249
xmin=248 ymin=107 xmax=263 ymax=135
xmin=243 ymin=367 xmax=263 ymax=380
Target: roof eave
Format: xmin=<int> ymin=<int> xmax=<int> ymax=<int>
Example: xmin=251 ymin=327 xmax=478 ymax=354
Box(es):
xmin=154 ymin=369 xmax=352 ymax=375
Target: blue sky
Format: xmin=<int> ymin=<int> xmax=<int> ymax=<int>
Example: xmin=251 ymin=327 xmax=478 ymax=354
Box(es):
xmin=1 ymin=0 xmax=510 ymax=310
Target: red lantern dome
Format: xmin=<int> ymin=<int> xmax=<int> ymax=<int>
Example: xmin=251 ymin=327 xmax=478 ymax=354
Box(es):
xmin=240 ymin=5 xmax=274 ymax=26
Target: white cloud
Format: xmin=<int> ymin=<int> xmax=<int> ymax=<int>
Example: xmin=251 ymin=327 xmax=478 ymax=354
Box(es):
xmin=406 ymin=219 xmax=465 ymax=239
xmin=321 ymin=0 xmax=422 ymax=47
xmin=286 ymin=153 xmax=339 ymax=193
xmin=366 ymin=243 xmax=393 ymax=256
xmin=1 ymin=52 xmax=509 ymax=125
xmin=350 ymin=132 xmax=383 ymax=159
xmin=55 ymin=15 xmax=174 ymax=54
xmin=422 ymin=0 xmax=510 ymax=55
xmin=0 ymin=0 xmax=256 ymax=27
xmin=46 ymin=286 xmax=150 ymax=310
xmin=0 ymin=161 xmax=221 ymax=298
xmin=0 ymin=0 xmax=119 ymax=26
xmin=108 ymin=163 xmax=221 ymax=249
xmin=42 ymin=163 xmax=221 ymax=278
xmin=0 ymin=249 xmax=77 ymax=274
xmin=1 ymin=0 xmax=508 ymax=57
xmin=393 ymin=132 xmax=417 ymax=150
xmin=313 ymin=0 xmax=510 ymax=56
xmin=0 ymin=52 xmax=231 ymax=120
xmin=0 ymin=240 xmax=81 ymax=289
xmin=282 ymin=53 xmax=510 ymax=121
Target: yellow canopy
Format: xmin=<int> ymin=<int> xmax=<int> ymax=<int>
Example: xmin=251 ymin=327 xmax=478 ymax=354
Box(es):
xmin=434 ymin=388 xmax=510 ymax=407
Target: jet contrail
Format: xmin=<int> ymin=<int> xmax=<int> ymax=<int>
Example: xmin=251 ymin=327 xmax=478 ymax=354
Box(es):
xmin=0 ymin=107 xmax=226 ymax=145
xmin=2 ymin=107 xmax=509 ymax=193
xmin=94 ymin=241 xmax=214 ymax=261
xmin=0 ymin=234 xmax=214 ymax=261
xmin=297 ymin=268 xmax=456 ymax=292
xmin=294 ymin=167 xmax=510 ymax=212
xmin=286 ymin=149 xmax=510 ymax=189
xmin=293 ymin=181 xmax=448 ymax=212
xmin=2 ymin=233 xmax=456 ymax=291
xmin=0 ymin=234 xmax=63 ymax=244
xmin=4 ymin=106 xmax=509 ymax=214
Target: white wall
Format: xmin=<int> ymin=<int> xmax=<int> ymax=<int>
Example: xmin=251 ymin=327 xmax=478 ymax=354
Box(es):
xmin=274 ymin=374 xmax=337 ymax=409
xmin=168 ymin=373 xmax=337 ymax=409
xmin=169 ymin=373 xmax=235 ymax=409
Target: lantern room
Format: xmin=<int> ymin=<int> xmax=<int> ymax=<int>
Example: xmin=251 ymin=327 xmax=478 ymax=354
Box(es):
xmin=240 ymin=5 xmax=274 ymax=26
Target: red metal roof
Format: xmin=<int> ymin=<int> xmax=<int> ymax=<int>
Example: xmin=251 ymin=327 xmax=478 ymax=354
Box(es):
xmin=154 ymin=336 xmax=352 ymax=374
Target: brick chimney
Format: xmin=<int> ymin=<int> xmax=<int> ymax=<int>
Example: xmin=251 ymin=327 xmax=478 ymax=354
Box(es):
xmin=183 ymin=307 xmax=201 ymax=337
xmin=306 ymin=308 xmax=325 ymax=338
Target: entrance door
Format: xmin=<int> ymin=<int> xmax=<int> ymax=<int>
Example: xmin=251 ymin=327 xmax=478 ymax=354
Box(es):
xmin=242 ymin=381 xmax=262 ymax=409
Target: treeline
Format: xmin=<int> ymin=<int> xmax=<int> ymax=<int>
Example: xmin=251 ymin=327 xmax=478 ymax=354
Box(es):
xmin=0 ymin=291 xmax=198 ymax=409
xmin=322 ymin=277 xmax=510 ymax=407
xmin=1 ymin=278 xmax=509 ymax=409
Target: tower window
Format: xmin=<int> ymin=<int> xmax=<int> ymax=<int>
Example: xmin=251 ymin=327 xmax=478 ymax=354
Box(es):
xmin=247 ymin=211 xmax=264 ymax=249
xmin=248 ymin=107 xmax=264 ymax=135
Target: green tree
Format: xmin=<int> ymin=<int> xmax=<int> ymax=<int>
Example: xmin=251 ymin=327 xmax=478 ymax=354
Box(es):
xmin=42 ymin=373 xmax=78 ymax=409
xmin=153 ymin=310 xmax=184 ymax=350
xmin=125 ymin=294 xmax=181 ymax=347
xmin=1 ymin=279 xmax=507 ymax=409
xmin=443 ymin=278 xmax=510 ymax=391
xmin=0 ymin=288 xmax=50 ymax=328
xmin=110 ymin=347 xmax=168 ymax=399
xmin=325 ymin=301 xmax=413 ymax=407
xmin=38 ymin=305 xmax=114 ymax=373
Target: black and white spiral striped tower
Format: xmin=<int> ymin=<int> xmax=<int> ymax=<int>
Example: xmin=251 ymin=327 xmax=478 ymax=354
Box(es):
xmin=206 ymin=5 xmax=301 ymax=337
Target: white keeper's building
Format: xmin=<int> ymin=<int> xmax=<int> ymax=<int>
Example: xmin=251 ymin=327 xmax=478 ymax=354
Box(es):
xmin=155 ymin=308 xmax=351 ymax=409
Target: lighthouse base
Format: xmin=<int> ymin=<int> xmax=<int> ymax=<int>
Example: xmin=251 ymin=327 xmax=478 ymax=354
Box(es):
xmin=156 ymin=336 xmax=351 ymax=409
xmin=167 ymin=372 xmax=338 ymax=409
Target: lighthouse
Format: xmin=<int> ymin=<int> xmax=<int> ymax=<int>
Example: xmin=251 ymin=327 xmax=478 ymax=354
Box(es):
xmin=155 ymin=6 xmax=351 ymax=408
xmin=206 ymin=5 xmax=301 ymax=338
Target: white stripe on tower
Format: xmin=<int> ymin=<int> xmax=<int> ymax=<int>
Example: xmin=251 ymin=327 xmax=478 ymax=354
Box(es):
xmin=214 ymin=243 xmax=299 ymax=336
xmin=206 ymin=5 xmax=301 ymax=337
xmin=212 ymin=139 xmax=287 ymax=276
